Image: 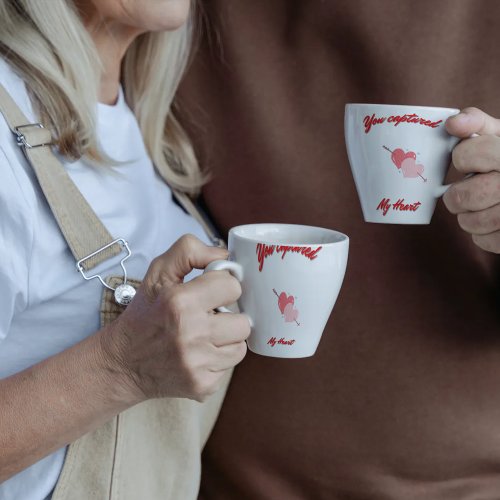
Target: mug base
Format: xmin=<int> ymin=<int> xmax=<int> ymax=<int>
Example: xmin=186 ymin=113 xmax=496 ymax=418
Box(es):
xmin=247 ymin=343 xmax=317 ymax=359
xmin=364 ymin=218 xmax=430 ymax=225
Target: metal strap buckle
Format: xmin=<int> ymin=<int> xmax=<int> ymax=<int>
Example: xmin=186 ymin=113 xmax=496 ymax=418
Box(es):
xmin=15 ymin=123 xmax=53 ymax=149
xmin=76 ymin=238 xmax=136 ymax=306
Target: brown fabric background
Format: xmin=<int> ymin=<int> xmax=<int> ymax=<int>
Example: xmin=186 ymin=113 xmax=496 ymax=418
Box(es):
xmin=179 ymin=1 xmax=500 ymax=498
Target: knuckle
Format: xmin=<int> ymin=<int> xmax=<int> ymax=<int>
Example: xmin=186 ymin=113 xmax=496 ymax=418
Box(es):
xmin=461 ymin=172 xmax=500 ymax=211
xmin=216 ymin=271 xmax=240 ymax=294
xmin=475 ymin=174 xmax=491 ymax=201
xmin=225 ymin=342 xmax=248 ymax=368
xmin=148 ymin=255 xmax=162 ymax=271
xmin=453 ymin=135 xmax=500 ymax=172
xmin=477 ymin=135 xmax=500 ymax=161
xmin=143 ymin=257 xmax=171 ymax=299
xmin=178 ymin=234 xmax=199 ymax=254
xmin=235 ymin=341 xmax=248 ymax=362
xmin=164 ymin=288 xmax=192 ymax=317
xmin=211 ymin=272 xmax=242 ymax=300
xmin=479 ymin=171 xmax=500 ymax=201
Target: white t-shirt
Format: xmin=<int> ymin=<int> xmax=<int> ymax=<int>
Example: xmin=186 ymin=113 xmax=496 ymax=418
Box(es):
xmin=0 ymin=59 xmax=211 ymax=500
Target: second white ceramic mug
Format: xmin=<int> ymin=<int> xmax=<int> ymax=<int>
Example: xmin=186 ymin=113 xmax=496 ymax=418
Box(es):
xmin=345 ymin=103 xmax=460 ymax=224
xmin=205 ymin=223 xmax=349 ymax=358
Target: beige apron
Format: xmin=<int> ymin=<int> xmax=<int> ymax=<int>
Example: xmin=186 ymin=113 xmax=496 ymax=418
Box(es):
xmin=0 ymin=84 xmax=231 ymax=499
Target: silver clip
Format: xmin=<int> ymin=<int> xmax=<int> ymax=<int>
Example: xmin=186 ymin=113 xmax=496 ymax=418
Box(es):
xmin=15 ymin=123 xmax=52 ymax=149
xmin=76 ymin=238 xmax=136 ymax=306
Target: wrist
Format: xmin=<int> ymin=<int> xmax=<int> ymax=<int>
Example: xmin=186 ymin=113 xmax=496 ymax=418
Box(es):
xmin=94 ymin=323 xmax=146 ymax=408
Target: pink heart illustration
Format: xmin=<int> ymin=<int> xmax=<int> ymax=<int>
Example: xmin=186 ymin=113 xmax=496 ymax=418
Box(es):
xmin=401 ymin=157 xmax=425 ymax=178
xmin=283 ymin=302 xmax=299 ymax=323
xmin=278 ymin=292 xmax=294 ymax=314
xmin=391 ymin=148 xmax=416 ymax=169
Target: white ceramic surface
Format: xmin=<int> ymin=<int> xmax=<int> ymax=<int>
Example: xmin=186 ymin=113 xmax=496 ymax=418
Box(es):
xmin=345 ymin=103 xmax=460 ymax=224
xmin=205 ymin=223 xmax=349 ymax=358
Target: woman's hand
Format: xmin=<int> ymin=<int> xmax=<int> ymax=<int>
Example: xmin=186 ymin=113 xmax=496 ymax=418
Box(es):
xmin=444 ymin=108 xmax=500 ymax=253
xmin=0 ymin=230 xmax=248 ymax=484
xmin=102 ymin=234 xmax=250 ymax=404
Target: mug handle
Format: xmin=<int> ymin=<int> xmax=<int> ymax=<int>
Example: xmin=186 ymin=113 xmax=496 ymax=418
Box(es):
xmin=204 ymin=259 xmax=248 ymax=317
xmin=435 ymin=133 xmax=479 ymax=197
xmin=435 ymin=173 xmax=475 ymax=197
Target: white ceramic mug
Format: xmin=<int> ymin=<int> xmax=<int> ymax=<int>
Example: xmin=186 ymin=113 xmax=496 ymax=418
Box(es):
xmin=344 ymin=103 xmax=461 ymax=224
xmin=205 ymin=223 xmax=349 ymax=358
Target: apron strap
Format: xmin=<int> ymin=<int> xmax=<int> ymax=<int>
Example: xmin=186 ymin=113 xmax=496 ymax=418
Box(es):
xmin=0 ymin=83 xmax=121 ymax=271
xmin=0 ymin=83 xmax=225 ymax=276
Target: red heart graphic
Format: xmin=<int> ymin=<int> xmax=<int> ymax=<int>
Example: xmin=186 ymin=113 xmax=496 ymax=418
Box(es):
xmin=283 ymin=302 xmax=299 ymax=323
xmin=278 ymin=292 xmax=294 ymax=314
xmin=391 ymin=148 xmax=416 ymax=169
xmin=401 ymin=157 xmax=425 ymax=178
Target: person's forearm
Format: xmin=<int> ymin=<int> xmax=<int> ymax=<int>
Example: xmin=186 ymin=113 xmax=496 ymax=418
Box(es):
xmin=0 ymin=237 xmax=246 ymax=483
xmin=0 ymin=325 xmax=139 ymax=482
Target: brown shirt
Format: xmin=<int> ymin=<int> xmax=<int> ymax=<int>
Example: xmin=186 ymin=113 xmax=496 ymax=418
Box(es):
xmin=179 ymin=1 xmax=500 ymax=498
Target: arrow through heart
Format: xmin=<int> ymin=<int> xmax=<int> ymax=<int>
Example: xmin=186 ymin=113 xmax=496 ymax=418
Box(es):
xmin=273 ymin=289 xmax=300 ymax=326
xmin=382 ymin=145 xmax=427 ymax=182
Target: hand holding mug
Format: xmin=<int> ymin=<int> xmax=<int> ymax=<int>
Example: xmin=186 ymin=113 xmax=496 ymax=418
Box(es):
xmin=344 ymin=103 xmax=460 ymax=224
xmin=101 ymin=235 xmax=250 ymax=404
xmin=444 ymin=107 xmax=500 ymax=254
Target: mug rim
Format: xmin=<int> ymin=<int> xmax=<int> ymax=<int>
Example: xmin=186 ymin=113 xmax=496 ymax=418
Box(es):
xmin=228 ymin=223 xmax=349 ymax=246
xmin=345 ymin=102 xmax=460 ymax=113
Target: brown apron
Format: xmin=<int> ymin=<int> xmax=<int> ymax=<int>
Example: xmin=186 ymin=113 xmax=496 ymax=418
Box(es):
xmin=0 ymin=83 xmax=230 ymax=500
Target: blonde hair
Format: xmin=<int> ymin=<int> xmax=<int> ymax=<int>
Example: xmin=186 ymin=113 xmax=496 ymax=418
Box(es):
xmin=0 ymin=0 xmax=203 ymax=193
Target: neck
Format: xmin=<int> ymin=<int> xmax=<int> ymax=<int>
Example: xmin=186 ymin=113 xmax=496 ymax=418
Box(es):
xmin=78 ymin=9 xmax=142 ymax=104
